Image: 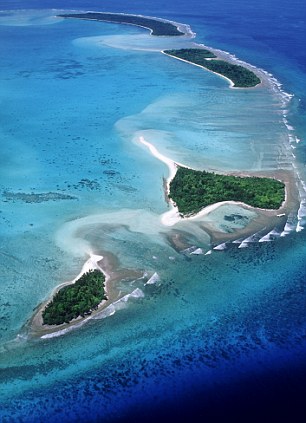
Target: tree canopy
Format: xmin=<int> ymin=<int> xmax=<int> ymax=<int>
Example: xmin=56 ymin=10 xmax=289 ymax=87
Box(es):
xmin=42 ymin=269 xmax=107 ymax=325
xmin=59 ymin=13 xmax=184 ymax=36
xmin=164 ymin=49 xmax=261 ymax=87
xmin=169 ymin=167 xmax=285 ymax=216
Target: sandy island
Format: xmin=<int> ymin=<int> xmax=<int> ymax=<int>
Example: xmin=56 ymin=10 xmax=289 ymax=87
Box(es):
xmin=161 ymin=49 xmax=263 ymax=90
xmin=138 ymin=135 xmax=299 ymax=231
xmin=28 ymin=251 xmax=143 ymax=338
xmin=30 ymin=253 xmax=107 ymax=336
xmin=162 ymin=50 xmax=235 ymax=89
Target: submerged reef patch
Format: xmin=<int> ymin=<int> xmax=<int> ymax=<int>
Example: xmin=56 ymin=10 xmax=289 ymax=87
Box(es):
xmin=3 ymin=191 xmax=77 ymax=204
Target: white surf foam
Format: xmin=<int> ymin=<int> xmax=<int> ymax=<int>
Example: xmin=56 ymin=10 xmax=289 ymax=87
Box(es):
xmin=238 ymin=241 xmax=249 ymax=248
xmin=190 ymin=248 xmax=204 ymax=255
xmin=259 ymin=228 xmax=282 ymax=242
xmin=258 ymin=228 xmax=281 ymax=242
xmin=93 ymin=288 xmax=145 ymax=321
xmin=145 ymin=272 xmax=160 ymax=285
xmin=232 ymin=237 xmax=245 ymax=244
xmin=296 ymin=222 xmax=304 ymax=232
xmin=41 ymin=288 xmax=145 ymax=338
xmin=213 ymin=243 xmax=227 ymax=251
xmin=41 ymin=317 xmax=92 ymax=339
xmin=238 ymin=229 xmax=267 ymax=245
xmin=258 ymin=233 xmax=272 ymax=242
xmin=181 ymin=246 xmax=198 ymax=254
xmin=281 ymin=213 xmax=298 ymax=236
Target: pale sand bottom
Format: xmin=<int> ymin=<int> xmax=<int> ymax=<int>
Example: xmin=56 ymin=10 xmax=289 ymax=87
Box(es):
xmin=166 ymin=210 xmax=287 ymax=252
xmin=202 ymin=208 xmax=287 ymax=246
xmin=29 ymin=137 xmax=299 ymax=338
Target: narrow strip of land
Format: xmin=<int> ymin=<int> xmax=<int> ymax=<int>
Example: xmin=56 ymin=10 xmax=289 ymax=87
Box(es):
xmin=58 ymin=12 xmax=185 ymax=36
xmin=164 ymin=49 xmax=261 ymax=88
xmin=59 ymin=14 xmax=260 ymax=88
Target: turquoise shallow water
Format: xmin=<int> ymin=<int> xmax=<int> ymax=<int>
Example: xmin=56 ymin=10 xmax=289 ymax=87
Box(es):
xmin=0 ymin=9 xmax=294 ymax=342
xmin=1 ymin=2 xmax=306 ymax=421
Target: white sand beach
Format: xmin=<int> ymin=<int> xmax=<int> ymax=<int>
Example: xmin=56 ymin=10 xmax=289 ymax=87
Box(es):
xmin=161 ymin=50 xmax=235 ymax=88
xmin=138 ymin=135 xmax=181 ymax=225
xmin=162 ymin=49 xmax=263 ymax=90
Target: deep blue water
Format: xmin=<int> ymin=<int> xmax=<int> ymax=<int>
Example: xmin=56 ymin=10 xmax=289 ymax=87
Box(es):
xmin=1 ymin=0 xmax=306 ymax=422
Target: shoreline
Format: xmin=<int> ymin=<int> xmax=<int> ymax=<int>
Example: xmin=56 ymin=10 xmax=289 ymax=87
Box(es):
xmin=138 ymin=136 xmax=182 ymax=226
xmin=29 ymin=142 xmax=299 ymax=338
xmin=29 ymin=253 xmax=108 ymax=336
xmin=62 ymin=10 xmax=290 ymax=97
xmin=61 ymin=10 xmax=287 ymax=95
xmin=162 ymin=50 xmax=235 ymax=88
xmin=25 ymin=10 xmax=301 ymax=340
xmin=28 ymin=252 xmax=143 ymax=338
xmin=161 ymin=50 xmax=262 ymax=89
xmin=138 ymin=136 xmax=299 ymax=229
xmin=58 ymin=11 xmax=192 ymax=38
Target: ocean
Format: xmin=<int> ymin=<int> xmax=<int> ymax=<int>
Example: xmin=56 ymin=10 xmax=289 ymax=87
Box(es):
xmin=0 ymin=0 xmax=306 ymax=421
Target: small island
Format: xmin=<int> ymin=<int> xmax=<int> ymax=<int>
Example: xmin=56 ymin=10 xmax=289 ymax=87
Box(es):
xmin=42 ymin=269 xmax=107 ymax=325
xmin=169 ymin=166 xmax=285 ymax=216
xmin=58 ymin=12 xmax=185 ymax=36
xmin=164 ymin=48 xmax=261 ymax=87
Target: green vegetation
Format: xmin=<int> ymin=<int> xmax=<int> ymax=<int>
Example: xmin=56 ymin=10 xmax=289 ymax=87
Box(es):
xmin=201 ymin=59 xmax=261 ymax=87
xmin=58 ymin=12 xmax=184 ymax=36
xmin=169 ymin=167 xmax=285 ymax=216
xmin=164 ymin=49 xmax=261 ymax=87
xmin=58 ymin=17 xmax=260 ymax=86
xmin=164 ymin=48 xmax=217 ymax=60
xmin=42 ymin=270 xmax=107 ymax=325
